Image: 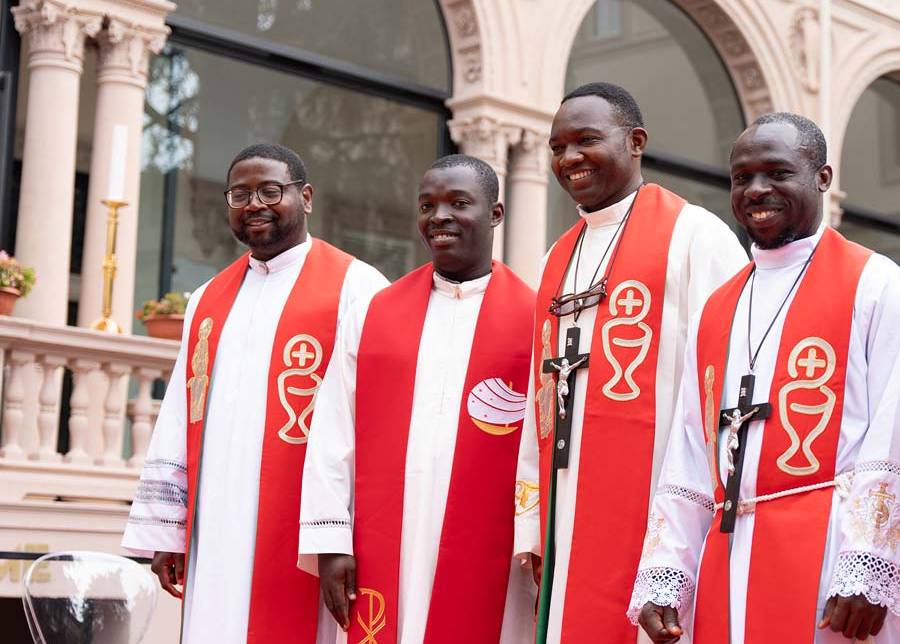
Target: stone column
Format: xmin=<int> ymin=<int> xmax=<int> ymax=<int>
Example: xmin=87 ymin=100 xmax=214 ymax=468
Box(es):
xmin=506 ymin=128 xmax=549 ymax=287
xmin=448 ymin=116 xmax=515 ymax=261
xmin=11 ymin=0 xmax=101 ymax=324
xmin=78 ymin=19 xmax=167 ymax=332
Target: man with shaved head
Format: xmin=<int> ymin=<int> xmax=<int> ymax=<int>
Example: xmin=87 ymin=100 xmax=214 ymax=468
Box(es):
xmin=632 ymin=112 xmax=900 ymax=643
xmin=299 ymin=154 xmax=537 ymax=642
xmin=515 ymin=81 xmax=746 ymax=643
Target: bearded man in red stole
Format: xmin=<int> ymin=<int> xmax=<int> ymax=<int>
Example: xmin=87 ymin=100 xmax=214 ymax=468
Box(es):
xmin=298 ymin=154 xmax=537 ymax=643
xmin=122 ymin=143 xmax=388 ymax=644
xmin=514 ymin=82 xmax=747 ymax=644
xmin=632 ymin=113 xmax=900 ymax=643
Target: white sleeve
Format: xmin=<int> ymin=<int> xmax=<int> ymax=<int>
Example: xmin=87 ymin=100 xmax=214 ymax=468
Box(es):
xmin=337 ymin=259 xmax=389 ymax=321
xmin=121 ymin=283 xmax=208 ymax=557
xmin=828 ymin=256 xmax=900 ymax=616
xmin=684 ymin=207 xmax=748 ymax=318
xmin=628 ymin=314 xmax=716 ymax=623
xmin=297 ymin=295 xmax=371 ymax=575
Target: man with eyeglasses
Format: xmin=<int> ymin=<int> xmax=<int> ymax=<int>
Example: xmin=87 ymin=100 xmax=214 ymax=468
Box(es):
xmin=122 ymin=143 xmax=388 ymax=644
xmin=514 ymin=82 xmax=746 ymax=643
xmin=298 ymin=154 xmax=537 ymax=643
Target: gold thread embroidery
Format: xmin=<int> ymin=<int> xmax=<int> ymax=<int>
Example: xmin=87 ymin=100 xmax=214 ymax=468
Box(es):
xmin=703 ymin=365 xmax=720 ymax=491
xmin=848 ymin=482 xmax=900 ymax=551
xmin=357 ymin=587 xmax=386 ymax=644
xmin=601 ymin=280 xmax=652 ymax=401
xmin=536 ymin=319 xmax=555 ymax=439
xmin=776 ymin=337 xmax=836 ymax=476
xmin=277 ymin=334 xmax=324 ymax=445
xmin=640 ymin=511 xmax=666 ymax=562
xmin=467 ymin=378 xmax=527 ymax=436
xmin=515 ymin=480 xmax=540 ymax=516
xmin=187 ymin=317 xmax=213 ymax=423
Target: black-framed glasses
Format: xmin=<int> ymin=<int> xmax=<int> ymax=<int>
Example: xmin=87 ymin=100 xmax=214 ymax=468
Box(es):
xmin=549 ymin=278 xmax=608 ymax=318
xmin=224 ymin=179 xmax=305 ymax=208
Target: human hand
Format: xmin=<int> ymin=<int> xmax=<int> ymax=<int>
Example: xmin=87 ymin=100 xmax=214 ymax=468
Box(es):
xmin=150 ymin=551 xmax=185 ymax=599
xmin=530 ymin=553 xmax=542 ymax=587
xmin=638 ymin=602 xmax=682 ymax=643
xmin=319 ymin=553 xmax=357 ymax=631
xmin=818 ymin=594 xmax=887 ymax=640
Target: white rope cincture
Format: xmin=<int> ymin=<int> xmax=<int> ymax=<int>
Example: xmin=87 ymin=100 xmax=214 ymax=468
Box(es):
xmin=714 ymin=471 xmax=854 ymax=516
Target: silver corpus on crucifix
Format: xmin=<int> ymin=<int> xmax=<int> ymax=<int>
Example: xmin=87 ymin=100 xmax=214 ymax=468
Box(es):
xmin=723 ymin=406 xmax=760 ymax=475
xmin=548 ymin=356 xmax=588 ymax=419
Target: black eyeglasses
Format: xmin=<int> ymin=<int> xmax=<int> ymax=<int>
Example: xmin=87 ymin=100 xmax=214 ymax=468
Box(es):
xmin=224 ymin=179 xmax=305 ymax=208
xmin=549 ymin=278 xmax=608 ymax=317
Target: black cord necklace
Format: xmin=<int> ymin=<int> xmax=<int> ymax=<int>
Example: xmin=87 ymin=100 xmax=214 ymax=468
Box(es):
xmin=746 ymin=243 xmax=818 ymax=373
xmin=566 ymin=188 xmax=640 ymax=322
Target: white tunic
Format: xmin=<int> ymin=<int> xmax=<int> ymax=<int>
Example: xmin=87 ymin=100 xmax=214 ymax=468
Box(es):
xmin=298 ymin=271 xmax=536 ymax=644
xmin=122 ymin=238 xmax=388 ymax=644
xmin=627 ymin=225 xmax=900 ymax=643
xmin=514 ymin=191 xmax=747 ymax=644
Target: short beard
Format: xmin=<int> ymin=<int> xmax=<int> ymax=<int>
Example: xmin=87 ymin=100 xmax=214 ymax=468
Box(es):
xmin=232 ymin=213 xmax=302 ymax=251
xmin=750 ymin=228 xmax=797 ymax=250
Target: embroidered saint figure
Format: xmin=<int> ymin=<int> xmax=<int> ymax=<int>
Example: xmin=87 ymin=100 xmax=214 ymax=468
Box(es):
xmin=187 ymin=317 xmax=213 ymax=423
xmin=536 ymin=319 xmax=556 ymax=438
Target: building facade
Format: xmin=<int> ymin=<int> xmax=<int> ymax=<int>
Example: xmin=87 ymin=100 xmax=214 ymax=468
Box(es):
xmin=0 ymin=0 xmax=898 ymax=641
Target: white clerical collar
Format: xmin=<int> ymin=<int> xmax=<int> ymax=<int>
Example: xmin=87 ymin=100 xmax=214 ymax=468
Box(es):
xmin=577 ymin=190 xmax=637 ymax=229
xmin=248 ymin=236 xmax=311 ymax=275
xmin=432 ymin=269 xmax=491 ymax=300
xmin=751 ymin=223 xmax=825 ymax=270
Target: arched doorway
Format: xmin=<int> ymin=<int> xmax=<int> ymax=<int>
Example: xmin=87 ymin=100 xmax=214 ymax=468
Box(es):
xmin=135 ymin=0 xmax=453 ymax=321
xmin=547 ymin=0 xmax=748 ymax=243
xmin=839 ymin=75 xmax=900 ymax=262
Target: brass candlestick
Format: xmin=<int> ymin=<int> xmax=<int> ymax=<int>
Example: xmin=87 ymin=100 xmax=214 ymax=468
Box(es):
xmin=91 ymin=199 xmax=128 ymax=333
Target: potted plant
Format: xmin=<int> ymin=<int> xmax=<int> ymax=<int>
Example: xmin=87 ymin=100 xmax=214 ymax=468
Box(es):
xmin=0 ymin=251 xmax=36 ymax=316
xmin=137 ymin=292 xmax=189 ymax=340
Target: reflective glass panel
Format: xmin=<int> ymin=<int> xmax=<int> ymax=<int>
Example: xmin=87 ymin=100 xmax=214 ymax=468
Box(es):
xmin=548 ymin=0 xmax=745 ymax=246
xmin=840 ymin=77 xmax=900 ymax=262
xmin=172 ymin=0 xmax=450 ymax=92
xmin=136 ymin=46 xmax=441 ymax=321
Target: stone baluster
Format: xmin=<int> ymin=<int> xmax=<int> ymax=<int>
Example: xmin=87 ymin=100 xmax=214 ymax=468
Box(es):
xmin=128 ymin=367 xmax=161 ymax=468
xmin=96 ymin=363 xmax=131 ymax=467
xmin=33 ymin=355 xmax=67 ymax=462
xmin=64 ymin=359 xmax=99 ymax=465
xmin=0 ymin=351 xmax=34 ymax=460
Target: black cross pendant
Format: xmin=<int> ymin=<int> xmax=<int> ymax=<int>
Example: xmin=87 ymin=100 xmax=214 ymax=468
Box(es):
xmin=718 ymin=373 xmax=772 ymax=533
xmin=542 ymin=326 xmax=590 ymax=470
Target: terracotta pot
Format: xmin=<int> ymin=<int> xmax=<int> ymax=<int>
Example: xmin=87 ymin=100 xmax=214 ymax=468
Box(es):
xmin=143 ymin=314 xmax=185 ymax=340
xmin=0 ymin=287 xmax=21 ymax=316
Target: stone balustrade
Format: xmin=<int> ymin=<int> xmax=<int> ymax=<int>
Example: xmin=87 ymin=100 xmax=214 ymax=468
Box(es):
xmin=0 ymin=316 xmax=178 ymax=505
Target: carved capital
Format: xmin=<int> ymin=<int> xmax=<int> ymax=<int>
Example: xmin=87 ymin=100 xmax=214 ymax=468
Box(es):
xmin=828 ymin=187 xmax=847 ymax=227
xmin=448 ymin=116 xmax=515 ymax=173
xmin=510 ymin=128 xmax=550 ymax=181
xmin=12 ymin=0 xmax=101 ymax=72
xmin=97 ymin=18 xmax=169 ymax=87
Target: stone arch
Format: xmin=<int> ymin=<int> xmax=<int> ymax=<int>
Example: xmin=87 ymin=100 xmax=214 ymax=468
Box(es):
xmin=542 ymin=0 xmax=781 ymax=124
xmin=437 ymin=0 xmax=486 ymax=98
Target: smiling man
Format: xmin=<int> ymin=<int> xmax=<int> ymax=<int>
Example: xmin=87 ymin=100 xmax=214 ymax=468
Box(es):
xmin=514 ymin=82 xmax=747 ymax=644
xmin=631 ymin=112 xmax=900 ymax=644
xmin=122 ymin=143 xmax=388 ymax=644
xmin=298 ymin=154 xmax=537 ymax=643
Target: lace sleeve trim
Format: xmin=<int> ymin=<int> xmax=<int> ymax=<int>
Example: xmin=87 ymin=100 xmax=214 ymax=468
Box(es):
xmin=659 ymin=484 xmax=715 ymax=513
xmin=300 ymin=518 xmax=351 ymax=530
xmin=828 ymin=551 xmax=900 ymax=616
xmin=855 ymin=460 xmax=900 ymax=478
xmin=626 ymin=567 xmax=695 ymax=625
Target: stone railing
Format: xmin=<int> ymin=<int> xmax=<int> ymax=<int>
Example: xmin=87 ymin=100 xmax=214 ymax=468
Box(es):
xmin=0 ymin=316 xmax=179 ymax=504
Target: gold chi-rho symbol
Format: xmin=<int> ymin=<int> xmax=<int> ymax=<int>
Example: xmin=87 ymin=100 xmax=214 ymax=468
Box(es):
xmin=357 ymin=587 xmax=386 ymax=644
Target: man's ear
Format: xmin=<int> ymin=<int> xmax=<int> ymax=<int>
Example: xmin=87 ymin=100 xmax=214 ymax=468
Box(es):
xmin=817 ymin=164 xmax=833 ymax=193
xmin=490 ymin=202 xmax=505 ymax=228
xmin=301 ymin=183 xmax=314 ymax=215
xmin=630 ymin=127 xmax=648 ymax=156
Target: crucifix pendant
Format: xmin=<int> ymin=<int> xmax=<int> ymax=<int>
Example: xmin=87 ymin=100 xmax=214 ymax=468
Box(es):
xmin=542 ymin=326 xmax=590 ymax=470
xmin=718 ymin=373 xmax=772 ymax=533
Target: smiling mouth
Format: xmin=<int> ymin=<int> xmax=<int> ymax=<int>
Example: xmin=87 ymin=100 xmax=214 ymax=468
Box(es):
xmin=244 ymin=217 xmax=274 ymax=228
xmin=748 ymin=209 xmax=781 ymax=223
xmin=567 ymin=169 xmax=596 ymax=182
xmin=430 ymin=231 xmax=459 ymax=242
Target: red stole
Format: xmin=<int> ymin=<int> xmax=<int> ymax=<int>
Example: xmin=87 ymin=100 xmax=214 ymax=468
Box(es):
xmin=351 ymin=262 xmax=535 ymax=643
xmin=184 ymin=239 xmax=352 ymax=644
xmin=533 ymin=184 xmax=684 ymax=641
xmin=693 ymin=227 xmax=871 ymax=643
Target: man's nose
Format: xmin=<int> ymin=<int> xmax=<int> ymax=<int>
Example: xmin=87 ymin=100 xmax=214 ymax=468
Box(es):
xmin=430 ymin=204 xmax=454 ymax=222
xmin=744 ymin=175 xmax=771 ymax=200
xmin=559 ymin=144 xmax=585 ymax=169
xmin=244 ymin=191 xmax=267 ymax=211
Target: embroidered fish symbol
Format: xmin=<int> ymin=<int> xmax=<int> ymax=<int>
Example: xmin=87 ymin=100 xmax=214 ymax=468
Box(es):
xmin=467 ymin=378 xmax=526 ymax=436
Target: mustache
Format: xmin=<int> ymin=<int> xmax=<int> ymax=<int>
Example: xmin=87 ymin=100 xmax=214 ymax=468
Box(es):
xmin=240 ymin=212 xmax=276 ymax=224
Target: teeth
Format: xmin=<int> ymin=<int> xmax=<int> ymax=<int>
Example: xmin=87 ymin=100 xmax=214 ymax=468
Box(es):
xmin=750 ymin=210 xmax=778 ymax=221
xmin=433 ymin=233 xmax=457 ymax=241
xmin=568 ymin=169 xmax=595 ymax=181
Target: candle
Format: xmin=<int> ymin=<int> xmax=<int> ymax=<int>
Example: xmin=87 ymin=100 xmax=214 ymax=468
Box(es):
xmin=107 ymin=125 xmax=127 ymax=202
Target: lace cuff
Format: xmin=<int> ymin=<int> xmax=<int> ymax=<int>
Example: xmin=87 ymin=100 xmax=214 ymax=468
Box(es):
xmin=626 ymin=567 xmax=695 ymax=624
xmin=828 ymin=551 xmax=900 ymax=616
